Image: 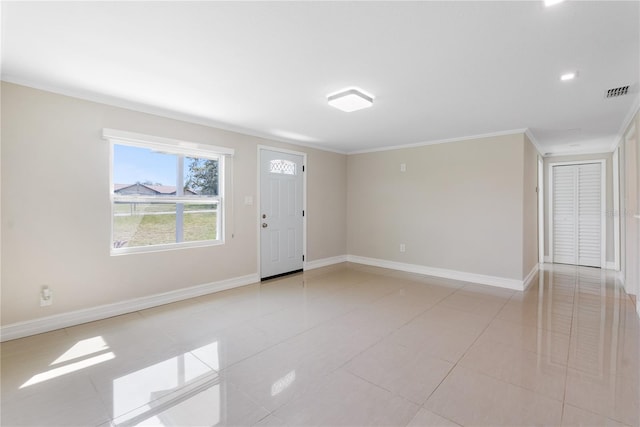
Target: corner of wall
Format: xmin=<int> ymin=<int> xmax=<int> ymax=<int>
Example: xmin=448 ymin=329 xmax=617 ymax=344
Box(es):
xmin=522 ymin=134 xmax=539 ymax=279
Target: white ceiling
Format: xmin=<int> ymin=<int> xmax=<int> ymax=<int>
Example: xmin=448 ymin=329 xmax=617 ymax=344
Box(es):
xmin=2 ymin=1 xmax=639 ymax=155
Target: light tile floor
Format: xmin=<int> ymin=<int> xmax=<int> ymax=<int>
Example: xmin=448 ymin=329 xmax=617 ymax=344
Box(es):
xmin=1 ymin=263 xmax=638 ymax=426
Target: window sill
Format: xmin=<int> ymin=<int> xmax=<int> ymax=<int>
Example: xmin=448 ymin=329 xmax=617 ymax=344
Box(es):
xmin=111 ymin=239 xmax=224 ymax=256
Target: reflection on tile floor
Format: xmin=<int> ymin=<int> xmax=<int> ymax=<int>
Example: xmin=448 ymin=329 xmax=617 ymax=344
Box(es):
xmin=1 ymin=263 xmax=638 ymax=426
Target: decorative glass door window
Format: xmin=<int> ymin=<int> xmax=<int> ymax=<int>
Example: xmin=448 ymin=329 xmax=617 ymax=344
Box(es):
xmin=269 ymin=159 xmax=297 ymax=175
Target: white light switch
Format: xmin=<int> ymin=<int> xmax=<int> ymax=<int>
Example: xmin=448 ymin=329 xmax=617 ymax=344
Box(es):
xmin=400 ymin=163 xmax=406 ymax=172
xmin=244 ymin=196 xmax=253 ymax=206
xmin=40 ymin=286 xmax=53 ymax=307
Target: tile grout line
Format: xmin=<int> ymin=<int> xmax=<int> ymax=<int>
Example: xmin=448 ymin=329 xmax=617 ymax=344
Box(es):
xmin=440 ymin=279 xmax=571 ymax=405
xmin=559 ymin=271 xmax=578 ymax=425
xmin=417 ymin=283 xmax=513 ymax=426
xmin=189 ymin=270 xmax=380 ymax=372
xmin=207 ymin=269 xmax=422 ymax=416
xmin=266 ymin=278 xmax=461 ymax=422
xmin=330 ymin=286 xmax=458 ymax=376
xmin=318 ymin=279 xmax=466 ymax=425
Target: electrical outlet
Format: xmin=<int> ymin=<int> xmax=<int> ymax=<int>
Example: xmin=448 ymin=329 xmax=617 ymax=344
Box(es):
xmin=400 ymin=243 xmax=406 ymax=253
xmin=40 ymin=286 xmax=53 ymax=307
xmin=400 ymin=163 xmax=406 ymax=172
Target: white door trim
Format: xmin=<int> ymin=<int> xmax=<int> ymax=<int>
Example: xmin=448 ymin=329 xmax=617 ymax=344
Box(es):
xmin=538 ymin=155 xmax=545 ymax=263
xmin=548 ymin=159 xmax=607 ymax=268
xmin=256 ymin=145 xmax=307 ymax=278
xmin=622 ymin=121 xmax=638 ymax=297
xmin=613 ymin=147 xmax=621 ymax=271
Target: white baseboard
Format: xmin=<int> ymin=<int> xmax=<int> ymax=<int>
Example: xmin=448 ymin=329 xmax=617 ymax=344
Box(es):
xmin=522 ymin=264 xmax=540 ymax=290
xmin=0 ymin=273 xmax=259 ymax=342
xmin=346 ymin=255 xmax=530 ymax=291
xmin=614 ymin=272 xmax=639 ymax=319
xmin=618 ymin=271 xmax=626 ymax=286
xmin=542 ymin=258 xmax=618 ymax=271
xmin=304 ymin=255 xmax=348 ymax=270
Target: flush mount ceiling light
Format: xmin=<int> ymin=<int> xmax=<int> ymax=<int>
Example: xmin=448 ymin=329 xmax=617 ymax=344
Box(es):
xmin=560 ymin=71 xmax=578 ymax=81
xmin=327 ymin=88 xmax=374 ymax=112
xmin=544 ymin=0 xmax=565 ymax=7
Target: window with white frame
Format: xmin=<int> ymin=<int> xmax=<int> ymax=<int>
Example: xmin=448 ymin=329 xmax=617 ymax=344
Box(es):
xmin=104 ymin=129 xmax=233 ymax=254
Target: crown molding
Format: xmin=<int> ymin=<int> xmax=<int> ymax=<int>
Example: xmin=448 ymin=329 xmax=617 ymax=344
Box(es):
xmin=347 ymin=128 xmax=529 ymax=155
xmin=524 ymin=129 xmax=545 ymax=156
xmin=4 ymin=76 xmax=636 ymax=158
xmin=1 ymin=76 xmax=348 ymax=155
xmin=543 ymin=148 xmax=614 ymax=158
xmin=610 ymin=93 xmax=640 ymax=152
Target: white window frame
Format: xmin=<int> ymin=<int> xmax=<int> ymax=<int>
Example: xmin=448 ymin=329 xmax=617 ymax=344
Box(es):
xmin=103 ymin=129 xmax=234 ymax=255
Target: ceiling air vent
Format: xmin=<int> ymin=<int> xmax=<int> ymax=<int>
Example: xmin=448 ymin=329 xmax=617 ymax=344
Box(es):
xmin=605 ymin=85 xmax=629 ymax=98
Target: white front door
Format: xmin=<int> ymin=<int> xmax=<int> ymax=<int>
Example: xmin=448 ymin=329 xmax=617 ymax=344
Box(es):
xmin=259 ymin=149 xmax=304 ymax=279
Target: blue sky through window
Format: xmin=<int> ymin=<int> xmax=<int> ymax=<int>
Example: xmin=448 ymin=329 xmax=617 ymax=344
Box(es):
xmin=113 ymin=145 xmax=177 ymax=186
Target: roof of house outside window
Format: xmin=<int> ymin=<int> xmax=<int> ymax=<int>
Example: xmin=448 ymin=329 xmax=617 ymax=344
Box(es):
xmin=114 ymin=183 xmax=197 ymax=195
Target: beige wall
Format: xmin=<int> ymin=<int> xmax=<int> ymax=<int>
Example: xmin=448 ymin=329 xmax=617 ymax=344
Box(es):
xmin=1 ymin=82 xmax=347 ymax=326
xmin=543 ymin=152 xmax=614 ymax=264
xmin=306 ymin=150 xmax=347 ymax=261
xmin=522 ymin=135 xmax=539 ymax=277
xmin=347 ymin=133 xmax=528 ymax=280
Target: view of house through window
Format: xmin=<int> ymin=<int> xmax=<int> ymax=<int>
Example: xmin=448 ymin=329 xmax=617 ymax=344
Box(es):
xmin=111 ymin=144 xmax=222 ymax=253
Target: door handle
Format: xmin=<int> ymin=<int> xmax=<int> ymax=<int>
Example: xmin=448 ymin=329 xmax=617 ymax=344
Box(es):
xmin=262 ymin=223 xmax=268 ymax=228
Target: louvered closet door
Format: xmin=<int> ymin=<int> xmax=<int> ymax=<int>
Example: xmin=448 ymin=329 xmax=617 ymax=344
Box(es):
xmin=577 ymin=163 xmax=602 ymax=267
xmin=552 ymin=163 xmax=602 ymax=267
xmin=553 ymin=166 xmax=577 ymax=264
